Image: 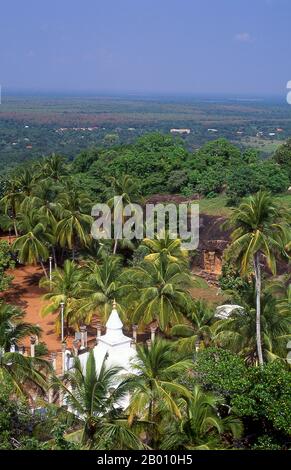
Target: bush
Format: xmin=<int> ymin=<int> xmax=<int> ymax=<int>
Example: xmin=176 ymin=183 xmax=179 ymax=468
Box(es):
xmin=0 ymin=240 xmax=15 ymax=292
xmin=192 ymin=349 xmax=291 ymax=448
xmin=252 ymin=435 xmax=282 ymax=450
xmin=193 ymin=348 xmax=249 ymax=398
xmin=232 ymin=361 xmax=291 ymax=436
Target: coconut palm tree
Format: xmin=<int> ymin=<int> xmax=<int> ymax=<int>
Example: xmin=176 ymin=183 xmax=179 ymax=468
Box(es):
xmin=0 ymin=350 xmax=49 ymax=397
xmin=127 ymin=339 xmax=193 ymax=448
xmin=52 ymin=351 xmax=144 ymax=449
xmin=40 ymin=259 xmax=83 ymax=334
xmin=0 ymin=302 xmax=50 ymax=396
xmin=17 ymin=168 xmax=35 ymax=197
xmin=160 ymin=385 xmax=243 ymax=450
xmin=268 ymin=278 xmax=291 ymax=317
xmin=12 ymin=209 xmax=54 ymax=277
xmin=0 ymin=176 xmax=23 ymax=236
xmin=107 ymin=174 xmax=142 ymax=254
xmin=226 ymin=190 xmax=290 ymax=365
xmin=75 ymin=256 xmax=126 ymax=324
xmin=40 ymin=154 xmax=67 ymax=182
xmin=123 ymin=259 xmax=194 ymax=331
xmin=108 ymin=174 xmax=141 ymax=199
xmin=214 ymin=285 xmax=291 ymax=364
xmin=171 ymin=300 xmax=217 ymax=354
xmin=24 ymin=182 xmax=63 ymax=266
xmin=30 ymin=179 xmax=62 ymax=222
xmin=56 ymin=190 xmax=93 ymax=260
xmin=0 ymin=302 xmax=41 ymax=352
xmin=34 ymin=153 xmax=67 ymax=183
xmin=142 ymin=231 xmax=188 ymax=267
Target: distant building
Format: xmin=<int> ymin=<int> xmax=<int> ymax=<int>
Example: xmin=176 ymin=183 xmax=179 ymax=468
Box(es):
xmin=215 ymin=304 xmax=244 ymax=320
xmin=269 ymin=132 xmax=276 ymax=137
xmin=170 ymin=128 xmax=191 ymax=135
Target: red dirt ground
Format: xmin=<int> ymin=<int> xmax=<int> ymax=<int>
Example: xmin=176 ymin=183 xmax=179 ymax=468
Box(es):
xmin=1 ymin=265 xmax=63 ymax=352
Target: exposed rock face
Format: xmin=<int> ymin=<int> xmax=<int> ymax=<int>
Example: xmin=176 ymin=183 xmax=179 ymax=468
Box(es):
xmin=198 ymin=215 xmax=230 ymax=252
xmin=194 ymin=214 xmax=290 ymax=277
xmin=144 ymin=198 xmax=229 ymax=278
xmin=195 ymin=215 xmax=230 ymax=276
xmin=143 ymin=198 xmax=289 ymax=278
xmin=203 ymin=251 xmax=222 ymax=275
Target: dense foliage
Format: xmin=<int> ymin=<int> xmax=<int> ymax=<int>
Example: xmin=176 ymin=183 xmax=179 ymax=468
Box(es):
xmin=0 ymin=240 xmax=14 ymax=292
xmin=0 ymin=132 xmax=290 ymax=451
xmin=70 ymin=135 xmax=291 ymax=202
xmin=194 ymin=349 xmax=291 ymax=448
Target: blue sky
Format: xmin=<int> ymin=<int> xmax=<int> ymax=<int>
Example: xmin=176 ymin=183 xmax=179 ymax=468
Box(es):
xmin=0 ymin=0 xmax=290 ymax=95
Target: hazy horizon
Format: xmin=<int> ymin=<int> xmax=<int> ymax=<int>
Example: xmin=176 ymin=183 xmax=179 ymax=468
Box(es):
xmin=1 ymin=87 xmax=288 ymax=101
xmin=1 ymin=0 xmax=291 ymax=97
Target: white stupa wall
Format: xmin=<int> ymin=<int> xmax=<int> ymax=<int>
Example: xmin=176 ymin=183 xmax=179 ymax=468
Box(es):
xmin=78 ymin=304 xmax=137 ymax=408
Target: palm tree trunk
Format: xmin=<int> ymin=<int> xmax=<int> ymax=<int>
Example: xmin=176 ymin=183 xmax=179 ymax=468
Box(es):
xmin=72 ymin=233 xmax=76 ymax=261
xmin=149 ymin=384 xmax=156 ymax=448
xmin=253 ymin=252 xmax=263 ymax=366
xmin=12 ymin=204 xmax=18 ymax=237
xmin=113 ymin=223 xmax=123 ymax=254
xmin=13 ymin=219 xmax=18 ymax=237
xmin=66 ymin=317 xmax=69 ymax=339
xmin=52 ymin=246 xmax=57 ymax=269
xmin=40 ymin=260 xmax=48 ymax=279
xmin=61 ymin=248 xmax=64 ymax=264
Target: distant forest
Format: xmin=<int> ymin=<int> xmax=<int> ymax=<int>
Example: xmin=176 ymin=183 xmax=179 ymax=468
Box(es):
xmin=1 ymin=131 xmax=291 ymax=206
xmin=0 ymin=94 xmax=291 ymax=172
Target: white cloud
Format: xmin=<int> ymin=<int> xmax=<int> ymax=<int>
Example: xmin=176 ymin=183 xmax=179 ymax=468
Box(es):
xmin=234 ymin=32 xmax=253 ymax=43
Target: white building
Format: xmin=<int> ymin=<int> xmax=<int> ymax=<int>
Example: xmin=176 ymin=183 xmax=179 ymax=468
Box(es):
xmin=170 ymin=128 xmax=191 ymax=135
xmin=215 ymin=304 xmax=244 ymax=320
xmin=74 ymin=302 xmax=137 ymax=409
xmin=78 ymin=302 xmax=137 ymax=377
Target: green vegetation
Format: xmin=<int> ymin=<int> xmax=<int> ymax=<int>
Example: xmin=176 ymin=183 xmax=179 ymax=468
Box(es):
xmin=226 ymin=191 xmax=290 ymax=365
xmin=0 ymin=240 xmax=15 ymax=292
xmin=194 ymin=349 xmax=291 ymax=443
xmin=0 ymin=302 xmax=50 ymax=396
xmin=0 ymin=131 xmax=290 ymax=450
xmin=196 ymin=196 xmax=232 ymax=216
xmin=0 ymin=95 xmax=290 ymax=170
xmin=69 ymin=135 xmax=290 ymax=202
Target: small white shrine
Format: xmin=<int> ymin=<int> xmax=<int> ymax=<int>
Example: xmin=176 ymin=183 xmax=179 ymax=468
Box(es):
xmin=79 ymin=301 xmax=137 ymax=377
xmin=215 ymin=304 xmax=244 ymax=320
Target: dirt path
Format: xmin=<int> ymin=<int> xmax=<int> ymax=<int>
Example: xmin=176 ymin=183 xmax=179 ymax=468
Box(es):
xmin=1 ymin=265 xmax=63 ymax=352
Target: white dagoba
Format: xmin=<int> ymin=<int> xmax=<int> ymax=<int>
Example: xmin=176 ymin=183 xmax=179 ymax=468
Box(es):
xmin=79 ymin=301 xmax=137 ymax=377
